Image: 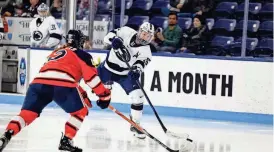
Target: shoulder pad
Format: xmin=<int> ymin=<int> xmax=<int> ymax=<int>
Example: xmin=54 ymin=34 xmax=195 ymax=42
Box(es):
xmin=74 ymin=50 xmax=94 ymax=67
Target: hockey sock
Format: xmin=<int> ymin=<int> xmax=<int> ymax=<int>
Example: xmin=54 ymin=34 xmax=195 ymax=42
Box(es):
xmin=6 ymin=110 xmax=38 ymax=136
xmin=65 ymin=107 xmax=88 ymax=139
xmin=130 ymin=104 xmax=143 ymax=123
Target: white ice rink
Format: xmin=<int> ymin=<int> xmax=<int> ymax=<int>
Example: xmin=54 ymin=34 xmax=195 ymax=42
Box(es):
xmin=0 ymin=104 xmax=272 ymax=152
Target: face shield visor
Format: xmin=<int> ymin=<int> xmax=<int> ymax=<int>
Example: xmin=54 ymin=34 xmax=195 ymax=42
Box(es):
xmin=136 ymin=29 xmax=154 ymax=45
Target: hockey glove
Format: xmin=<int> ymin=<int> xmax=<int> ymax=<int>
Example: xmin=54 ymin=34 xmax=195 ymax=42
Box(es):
xmin=81 ymin=90 xmax=92 ymax=108
xmin=128 ymin=66 xmax=142 ymax=82
xmin=96 ymin=89 xmax=111 ymax=109
xmin=111 ymin=37 xmax=124 ymax=50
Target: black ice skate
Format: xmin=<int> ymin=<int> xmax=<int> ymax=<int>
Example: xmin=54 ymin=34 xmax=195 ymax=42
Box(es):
xmin=129 ymin=116 xmax=146 ymax=139
xmin=58 ymin=133 xmax=82 ymax=152
xmin=130 ymin=125 xmax=146 ymax=139
xmin=0 ymin=130 xmax=13 ymax=152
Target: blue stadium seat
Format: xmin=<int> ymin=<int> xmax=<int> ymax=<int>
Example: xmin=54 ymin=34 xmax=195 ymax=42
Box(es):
xmin=212 ymin=19 xmax=237 ymax=36
xmin=207 ymin=36 xmax=234 ymax=55
xmin=230 ymin=37 xmax=258 ymax=56
xmin=149 ymin=16 xmax=168 ymax=29
xmin=95 ymin=14 xmax=111 ymax=21
xmin=151 ymin=0 xmax=170 ymax=13
xmin=115 ymin=15 xmax=129 ymax=28
xmin=234 ymin=20 xmax=260 ymax=37
xmin=260 ymin=3 xmax=273 ymax=13
xmin=259 ymin=21 xmax=273 ymax=38
xmin=131 ymin=0 xmax=153 ymax=10
xmin=237 ymin=2 xmax=262 ymax=14
xmin=116 ymin=0 xmax=133 ymax=10
xmin=126 ymin=16 xmax=150 ymax=29
xmin=129 ymin=0 xmax=153 ymax=15
xmin=214 ymin=2 xmax=238 ymax=19
xmin=253 ymin=38 xmax=273 ymax=57
xmin=259 ymin=3 xmax=273 ymax=21
xmin=178 ymin=17 xmax=192 ymax=30
xmin=211 ymin=36 xmax=234 ymax=47
xmin=235 ymin=3 xmax=262 ymax=20
xmin=177 ymin=13 xmax=192 ymax=17
xmin=97 ymin=0 xmax=112 ymax=14
xmin=206 ymin=18 xmax=215 ymax=30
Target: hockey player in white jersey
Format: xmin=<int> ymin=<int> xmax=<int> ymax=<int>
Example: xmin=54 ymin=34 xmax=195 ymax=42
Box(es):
xmin=29 ymin=3 xmax=62 ymax=48
xmin=97 ymin=22 xmax=155 ymax=139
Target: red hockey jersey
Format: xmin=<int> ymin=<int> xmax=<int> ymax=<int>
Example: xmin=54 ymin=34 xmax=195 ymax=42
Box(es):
xmin=31 ymin=47 xmax=106 ymax=95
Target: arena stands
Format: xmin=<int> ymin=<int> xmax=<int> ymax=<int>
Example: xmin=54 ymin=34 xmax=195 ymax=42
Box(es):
xmin=92 ymin=0 xmax=273 ymax=56
xmin=1 ymin=0 xmax=273 ymax=57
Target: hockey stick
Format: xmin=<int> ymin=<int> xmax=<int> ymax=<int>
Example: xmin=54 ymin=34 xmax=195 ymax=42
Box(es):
xmin=108 ymin=105 xmax=193 ymax=152
xmin=115 ymin=47 xmax=189 ymax=139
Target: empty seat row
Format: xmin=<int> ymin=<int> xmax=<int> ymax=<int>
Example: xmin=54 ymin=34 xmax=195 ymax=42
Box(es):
xmin=208 ymin=36 xmax=273 ymax=56
xmin=211 ymin=19 xmax=272 ymax=38
xmin=97 ymin=0 xmax=272 ymax=18
xmin=216 ymin=2 xmax=273 ymax=14
xmin=97 ymin=15 xmax=273 ymax=38
xmin=215 ymin=2 xmax=273 ymax=21
xmin=97 ymin=0 xmax=170 ymax=14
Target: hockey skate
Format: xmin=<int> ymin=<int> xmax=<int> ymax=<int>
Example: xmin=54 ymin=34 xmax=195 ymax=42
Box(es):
xmin=0 ymin=130 xmax=13 ymax=152
xmin=58 ymin=133 xmax=82 ymax=152
xmin=130 ymin=125 xmax=146 ymax=139
xmin=130 ymin=116 xmax=146 ymax=139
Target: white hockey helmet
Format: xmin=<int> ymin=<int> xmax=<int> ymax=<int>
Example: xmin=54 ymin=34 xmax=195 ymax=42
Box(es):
xmin=37 ymin=3 xmax=49 ymax=18
xmin=136 ymin=22 xmax=155 ymax=45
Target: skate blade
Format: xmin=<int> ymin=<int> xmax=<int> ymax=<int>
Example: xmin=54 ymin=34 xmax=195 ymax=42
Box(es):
xmin=132 ymin=132 xmax=146 ymax=139
xmin=180 ymin=139 xmax=195 ymax=152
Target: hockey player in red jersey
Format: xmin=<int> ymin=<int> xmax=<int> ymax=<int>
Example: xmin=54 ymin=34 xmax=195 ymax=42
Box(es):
xmin=0 ymin=30 xmax=111 ymax=152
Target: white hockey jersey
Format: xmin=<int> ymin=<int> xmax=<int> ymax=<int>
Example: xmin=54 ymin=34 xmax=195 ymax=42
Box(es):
xmin=103 ymin=26 xmax=152 ymax=75
xmin=29 ymin=16 xmax=62 ymax=48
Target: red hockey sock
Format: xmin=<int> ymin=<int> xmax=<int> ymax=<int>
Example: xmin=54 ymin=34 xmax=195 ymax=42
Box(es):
xmin=6 ymin=110 xmax=38 ymax=136
xmin=65 ymin=107 xmax=88 ymax=139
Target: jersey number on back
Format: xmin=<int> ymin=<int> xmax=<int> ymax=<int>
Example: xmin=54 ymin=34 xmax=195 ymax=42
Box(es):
xmin=48 ymin=49 xmax=67 ymax=61
xmin=51 ymin=25 xmax=56 ymax=30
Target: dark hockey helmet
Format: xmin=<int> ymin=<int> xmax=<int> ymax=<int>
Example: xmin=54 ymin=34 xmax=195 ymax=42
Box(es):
xmin=66 ymin=29 xmax=86 ymax=49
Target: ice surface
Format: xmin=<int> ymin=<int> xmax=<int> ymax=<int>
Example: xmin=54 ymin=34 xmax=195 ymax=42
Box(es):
xmin=0 ymin=104 xmax=272 ymax=152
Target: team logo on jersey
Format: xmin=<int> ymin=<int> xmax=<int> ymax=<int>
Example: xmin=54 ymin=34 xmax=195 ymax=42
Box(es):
xmin=133 ymin=52 xmax=140 ymax=58
xmin=19 ymin=57 xmax=26 ymax=86
xmin=33 ymin=31 xmax=43 ymax=41
xmin=115 ymin=47 xmax=131 ymax=62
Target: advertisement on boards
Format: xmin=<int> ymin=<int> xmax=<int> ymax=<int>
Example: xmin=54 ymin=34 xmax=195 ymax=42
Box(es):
xmin=27 ymin=49 xmax=273 ymax=115
xmin=17 ymin=49 xmax=28 ymax=94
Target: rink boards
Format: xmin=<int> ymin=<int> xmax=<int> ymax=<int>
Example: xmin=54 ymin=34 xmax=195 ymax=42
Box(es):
xmin=0 ymin=48 xmax=273 ymax=125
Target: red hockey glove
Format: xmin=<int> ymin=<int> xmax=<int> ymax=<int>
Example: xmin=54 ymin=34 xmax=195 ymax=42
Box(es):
xmin=96 ymin=89 xmax=111 ymax=109
xmin=81 ymin=90 xmax=92 ymax=108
